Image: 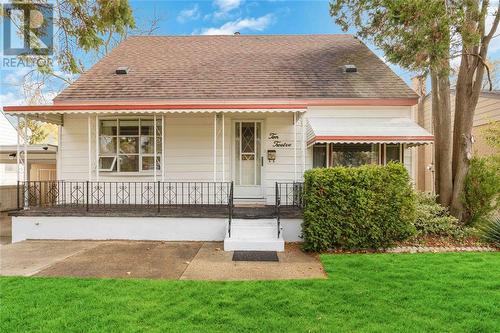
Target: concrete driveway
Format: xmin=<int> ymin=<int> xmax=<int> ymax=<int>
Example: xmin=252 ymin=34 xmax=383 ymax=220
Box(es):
xmin=0 ymin=240 xmax=325 ymax=280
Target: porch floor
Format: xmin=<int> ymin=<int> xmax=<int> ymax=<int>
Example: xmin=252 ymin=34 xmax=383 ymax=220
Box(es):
xmin=10 ymin=205 xmax=302 ymax=219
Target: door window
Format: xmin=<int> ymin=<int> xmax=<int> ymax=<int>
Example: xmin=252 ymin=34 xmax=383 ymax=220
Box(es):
xmin=235 ymin=122 xmax=261 ymax=185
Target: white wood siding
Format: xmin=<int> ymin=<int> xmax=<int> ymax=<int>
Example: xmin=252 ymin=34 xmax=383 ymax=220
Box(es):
xmin=59 ymin=106 xmax=414 ymax=204
xmin=59 ymin=112 xmax=305 ymax=204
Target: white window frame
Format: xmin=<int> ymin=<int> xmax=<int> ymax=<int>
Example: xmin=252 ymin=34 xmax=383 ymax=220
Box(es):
xmin=383 ymin=143 xmax=404 ymax=165
xmin=98 ymin=117 xmax=162 ymax=174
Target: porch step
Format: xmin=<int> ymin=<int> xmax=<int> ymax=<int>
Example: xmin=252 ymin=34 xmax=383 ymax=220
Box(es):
xmin=233 ymin=197 xmax=267 ymax=206
xmin=224 ymin=219 xmax=284 ymax=252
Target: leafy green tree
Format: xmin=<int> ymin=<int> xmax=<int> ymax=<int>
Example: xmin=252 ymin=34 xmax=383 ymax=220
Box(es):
xmin=18 ymin=118 xmax=57 ymax=144
xmin=330 ymin=0 xmax=500 ymax=221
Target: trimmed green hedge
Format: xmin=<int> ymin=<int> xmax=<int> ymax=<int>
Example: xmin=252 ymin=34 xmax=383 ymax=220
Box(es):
xmin=302 ymin=163 xmax=416 ymax=251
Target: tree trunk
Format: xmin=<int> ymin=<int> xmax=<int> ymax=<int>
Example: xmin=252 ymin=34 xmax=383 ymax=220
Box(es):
xmin=431 ymin=72 xmax=441 ymax=196
xmin=450 ymin=54 xmax=485 ymax=220
xmin=431 ymin=69 xmax=453 ymax=206
xmin=449 ymin=0 xmax=499 ymax=221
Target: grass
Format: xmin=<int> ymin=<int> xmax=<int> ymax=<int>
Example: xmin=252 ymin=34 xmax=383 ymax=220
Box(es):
xmin=1 ymin=252 xmax=499 ymax=333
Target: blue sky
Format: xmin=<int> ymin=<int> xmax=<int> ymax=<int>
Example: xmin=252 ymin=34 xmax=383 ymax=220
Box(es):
xmin=1 ymin=0 xmax=499 ymax=106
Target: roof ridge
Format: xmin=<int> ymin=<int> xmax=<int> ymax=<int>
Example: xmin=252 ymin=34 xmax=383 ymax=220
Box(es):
xmin=126 ymin=33 xmax=355 ymax=38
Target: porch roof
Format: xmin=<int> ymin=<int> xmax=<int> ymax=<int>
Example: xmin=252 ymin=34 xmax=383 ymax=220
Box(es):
xmin=306 ymin=116 xmax=434 ymax=145
xmin=2 ymin=103 xmax=308 ymax=125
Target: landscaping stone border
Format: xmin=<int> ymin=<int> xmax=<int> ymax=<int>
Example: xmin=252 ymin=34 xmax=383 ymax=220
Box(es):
xmin=386 ymin=246 xmax=497 ymax=253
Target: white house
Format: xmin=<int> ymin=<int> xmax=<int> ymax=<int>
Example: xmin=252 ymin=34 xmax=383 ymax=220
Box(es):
xmin=0 ymin=111 xmax=19 ymax=185
xmin=3 ymin=35 xmax=432 ymax=250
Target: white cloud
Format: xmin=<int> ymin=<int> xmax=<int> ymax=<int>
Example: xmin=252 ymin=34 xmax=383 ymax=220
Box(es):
xmin=211 ymin=0 xmax=244 ymax=20
xmin=177 ymin=4 xmax=201 ymax=23
xmin=200 ymin=14 xmax=274 ymax=35
xmin=215 ymin=0 xmax=243 ymax=13
xmin=0 ymin=91 xmax=25 ymax=106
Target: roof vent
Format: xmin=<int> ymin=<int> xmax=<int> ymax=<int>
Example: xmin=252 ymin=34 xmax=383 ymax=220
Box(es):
xmin=343 ymin=64 xmax=357 ymax=73
xmin=115 ymin=66 xmax=129 ymax=75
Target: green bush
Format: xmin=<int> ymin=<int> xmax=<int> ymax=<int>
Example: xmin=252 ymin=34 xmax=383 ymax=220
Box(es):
xmin=478 ymin=216 xmax=500 ymax=247
xmin=302 ymin=163 xmax=416 ymax=251
xmin=462 ymin=155 xmax=500 ymax=226
xmin=414 ymin=191 xmax=463 ymax=238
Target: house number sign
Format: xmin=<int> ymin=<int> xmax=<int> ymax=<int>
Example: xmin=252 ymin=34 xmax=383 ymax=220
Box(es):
xmin=268 ymin=132 xmax=292 ymax=148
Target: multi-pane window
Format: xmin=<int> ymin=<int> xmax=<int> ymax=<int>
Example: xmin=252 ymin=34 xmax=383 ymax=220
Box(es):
xmin=312 ymin=143 xmax=405 ymax=168
xmin=312 ymin=144 xmax=327 ymax=168
xmin=385 ymin=144 xmax=403 ymax=164
xmin=99 ymin=118 xmax=162 ymax=173
xmin=331 ymin=144 xmax=379 ymax=167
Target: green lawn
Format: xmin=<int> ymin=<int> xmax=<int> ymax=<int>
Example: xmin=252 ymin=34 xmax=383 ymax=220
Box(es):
xmin=1 ymin=253 xmax=499 ymax=333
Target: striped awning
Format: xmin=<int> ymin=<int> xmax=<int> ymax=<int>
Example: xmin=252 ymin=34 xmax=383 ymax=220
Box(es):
xmin=307 ymin=117 xmax=433 ymax=145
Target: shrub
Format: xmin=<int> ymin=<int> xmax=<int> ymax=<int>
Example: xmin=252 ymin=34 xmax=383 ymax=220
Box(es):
xmin=462 ymin=155 xmax=500 ymax=226
xmin=478 ymin=216 xmax=500 ymax=247
xmin=413 ymin=191 xmax=464 ymax=239
xmin=302 ymin=163 xmax=416 ymax=251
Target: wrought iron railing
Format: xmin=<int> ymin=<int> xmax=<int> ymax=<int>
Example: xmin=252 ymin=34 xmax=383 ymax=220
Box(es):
xmin=275 ymin=182 xmax=304 ymax=238
xmin=228 ymin=182 xmax=234 ymax=237
xmin=18 ymin=180 xmax=233 ymax=211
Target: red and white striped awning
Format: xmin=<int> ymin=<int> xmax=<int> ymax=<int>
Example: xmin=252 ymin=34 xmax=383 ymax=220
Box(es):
xmin=306 ymin=117 xmax=433 ymax=145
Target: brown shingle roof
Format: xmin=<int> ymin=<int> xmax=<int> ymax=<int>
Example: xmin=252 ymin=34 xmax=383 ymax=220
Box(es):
xmin=55 ymin=34 xmax=418 ymax=102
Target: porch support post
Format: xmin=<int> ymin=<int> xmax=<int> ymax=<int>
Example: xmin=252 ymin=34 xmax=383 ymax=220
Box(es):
xmin=213 ymin=112 xmax=217 ymax=181
xmin=16 ymin=116 xmax=20 ymax=183
xmin=95 ymin=114 xmax=99 ymax=181
xmin=57 ymin=125 xmax=62 ymax=180
xmin=293 ymin=112 xmax=297 ymax=181
xmin=161 ymin=114 xmax=165 ymax=182
xmin=23 ymin=114 xmax=28 ymax=207
xmin=154 ymin=113 xmax=157 ymax=182
xmin=23 ymin=115 xmax=28 ymax=183
xmin=301 ymin=113 xmax=306 ymax=178
xmin=87 ymin=114 xmax=92 ymax=181
xmin=326 ymin=143 xmax=330 ymax=167
xmin=221 ymin=112 xmax=225 ymax=182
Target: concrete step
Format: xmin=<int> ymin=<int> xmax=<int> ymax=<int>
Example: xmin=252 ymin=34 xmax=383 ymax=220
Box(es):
xmin=224 ymin=219 xmax=284 ymax=252
xmin=233 ymin=197 xmax=267 ymax=206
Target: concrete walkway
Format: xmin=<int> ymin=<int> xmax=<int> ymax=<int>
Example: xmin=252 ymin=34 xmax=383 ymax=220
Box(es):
xmin=0 ymin=240 xmax=100 ymax=276
xmin=181 ymin=242 xmax=325 ymax=280
xmin=0 ymin=240 xmax=325 ymax=280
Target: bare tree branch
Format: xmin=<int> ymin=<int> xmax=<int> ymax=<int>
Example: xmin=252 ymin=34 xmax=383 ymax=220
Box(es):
xmin=462 ymin=52 xmax=493 ymax=90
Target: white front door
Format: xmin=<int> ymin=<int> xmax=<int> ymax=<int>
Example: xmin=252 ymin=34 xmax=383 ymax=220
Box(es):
xmin=234 ymin=121 xmax=263 ymax=198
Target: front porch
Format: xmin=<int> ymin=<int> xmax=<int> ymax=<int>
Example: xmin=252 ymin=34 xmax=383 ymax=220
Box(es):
xmin=11 ymin=180 xmax=304 ymax=250
xmin=12 ymin=202 xmax=302 ymax=220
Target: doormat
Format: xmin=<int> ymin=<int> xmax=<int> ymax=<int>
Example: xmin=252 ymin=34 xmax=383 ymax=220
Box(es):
xmin=232 ymin=251 xmax=279 ymax=262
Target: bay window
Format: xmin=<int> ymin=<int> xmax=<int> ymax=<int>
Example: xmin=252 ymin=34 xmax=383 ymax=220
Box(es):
xmin=99 ymin=118 xmax=162 ymax=173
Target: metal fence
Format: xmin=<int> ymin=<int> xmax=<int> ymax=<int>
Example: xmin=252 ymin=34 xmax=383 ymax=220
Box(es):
xmin=275 ymin=182 xmax=304 ymax=238
xmin=19 ymin=181 xmax=234 ymax=210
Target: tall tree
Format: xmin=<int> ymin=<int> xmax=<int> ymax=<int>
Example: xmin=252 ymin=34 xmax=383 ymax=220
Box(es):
xmin=330 ymin=0 xmax=499 ymax=220
xmin=450 ymin=0 xmax=500 ymax=218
